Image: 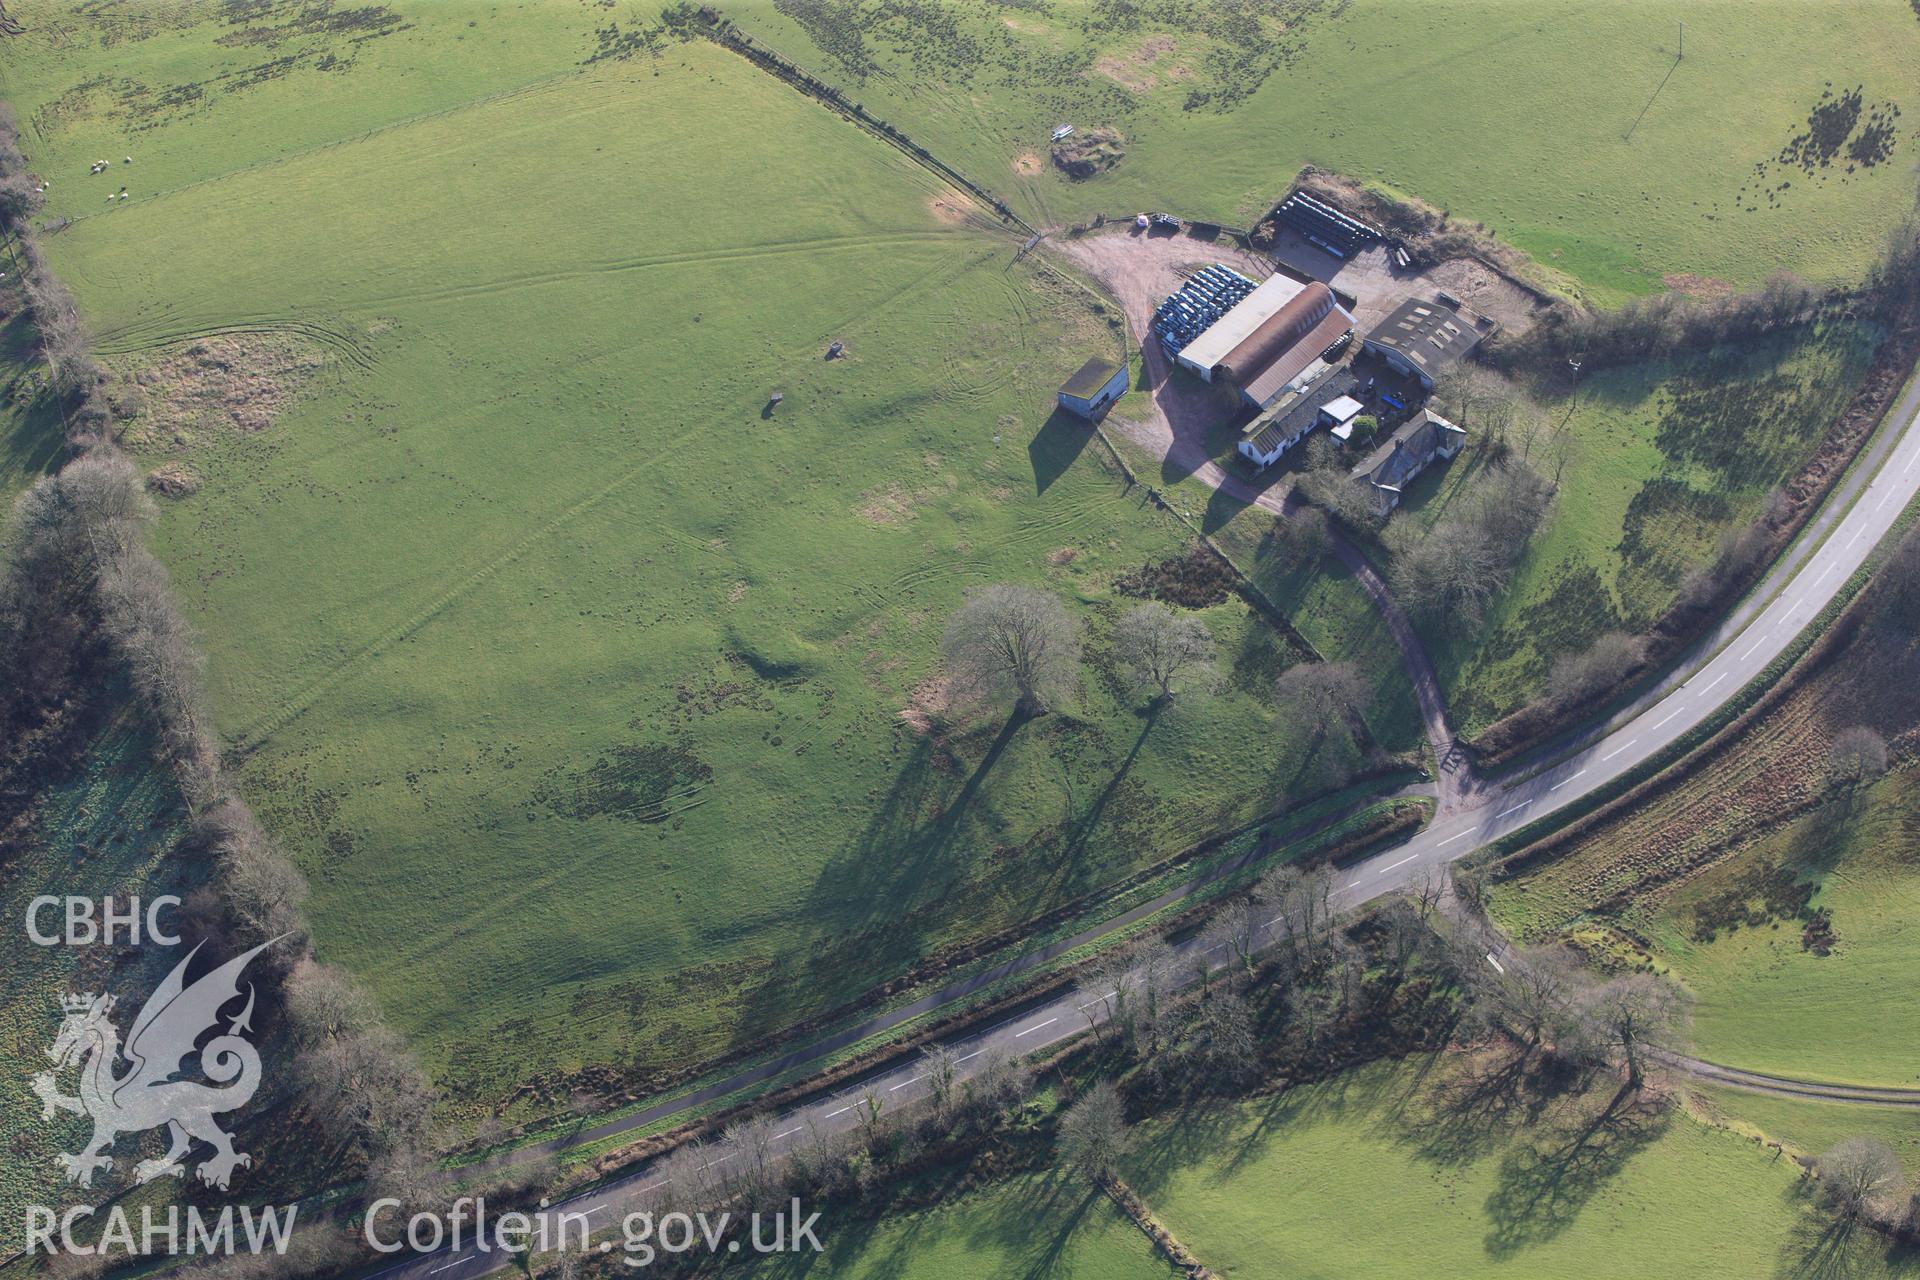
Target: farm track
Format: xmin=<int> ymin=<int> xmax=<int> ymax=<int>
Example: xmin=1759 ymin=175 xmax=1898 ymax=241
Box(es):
xmin=1658 ymin=1049 xmax=1920 ymax=1107
xmin=92 ymin=315 xmax=377 ymax=371
xmin=87 ymin=230 xmax=976 ymax=357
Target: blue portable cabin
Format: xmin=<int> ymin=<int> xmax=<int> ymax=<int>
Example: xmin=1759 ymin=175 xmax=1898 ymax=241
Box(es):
xmin=1057 ymin=356 xmax=1130 ymax=420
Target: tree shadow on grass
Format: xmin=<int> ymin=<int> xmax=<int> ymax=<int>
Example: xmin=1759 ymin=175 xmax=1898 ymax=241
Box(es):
xmin=1398 ymin=1046 xmax=1585 ymax=1171
xmin=1774 ymin=1178 xmax=1920 ymax=1280
xmin=1481 ymin=1081 xmax=1669 ymax=1260
xmin=722 ymin=709 xmax=1031 ymax=1055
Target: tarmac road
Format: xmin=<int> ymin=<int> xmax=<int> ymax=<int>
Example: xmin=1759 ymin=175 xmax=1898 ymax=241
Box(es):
xmin=367 ymin=369 xmax=1920 ymax=1280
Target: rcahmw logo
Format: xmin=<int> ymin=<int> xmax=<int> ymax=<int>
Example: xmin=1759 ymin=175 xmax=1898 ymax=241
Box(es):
xmin=23 ymin=934 xmax=299 ymax=1257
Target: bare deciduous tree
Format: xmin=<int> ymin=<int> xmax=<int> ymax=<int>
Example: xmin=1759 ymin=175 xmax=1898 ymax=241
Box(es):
xmin=1818 ymin=1137 xmax=1908 ymax=1223
xmin=961 ymin=1046 xmax=1028 ymax=1121
xmin=284 ymin=959 xmax=374 ymax=1046
xmin=1058 ymin=1080 xmax=1129 ymax=1182
xmin=1451 ymin=861 xmax=1492 ymax=916
xmin=1583 ymin=973 xmax=1689 ymax=1089
xmin=942 ymin=584 xmax=1081 ymax=716
xmin=1268 ymin=506 xmax=1331 ymax=572
xmin=1461 ymin=944 xmax=1587 ymax=1056
xmin=1111 ymin=602 xmax=1215 ymax=704
xmin=1257 ymin=862 xmax=1336 ymax=966
xmin=1273 ymin=661 xmax=1373 ymax=758
xmin=1200 ymin=894 xmax=1263 ymax=985
xmin=1130 ymin=935 xmax=1181 ymax=1055
xmin=1829 ymin=726 xmax=1889 ymax=787
xmin=1079 ymin=946 xmax=1140 ymax=1041
xmin=1391 ymin=460 xmax=1551 ymax=624
xmin=1546 ymin=632 xmax=1641 ymax=711
xmin=295 ymin=1024 xmax=434 ymax=1154
xmin=1186 ymin=992 xmax=1258 ymax=1086
xmin=921 ymin=1042 xmax=961 ymax=1116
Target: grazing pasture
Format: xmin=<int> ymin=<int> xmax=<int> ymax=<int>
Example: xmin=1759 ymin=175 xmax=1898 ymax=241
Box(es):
xmin=1123 ymin=1055 xmax=1918 ymax=1278
xmin=722 ymin=0 xmax=1920 ymax=302
xmin=712 ymin=1170 xmax=1174 ymax=1278
xmin=1489 ymin=608 xmax=1920 ymax=1088
xmin=7 ymin=13 xmax=1385 ymax=1106
xmin=1408 ymin=317 xmax=1880 ymax=736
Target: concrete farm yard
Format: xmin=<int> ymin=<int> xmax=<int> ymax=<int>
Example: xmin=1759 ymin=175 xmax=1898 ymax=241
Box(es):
xmin=26 ymin=40 xmax=1375 ymax=1100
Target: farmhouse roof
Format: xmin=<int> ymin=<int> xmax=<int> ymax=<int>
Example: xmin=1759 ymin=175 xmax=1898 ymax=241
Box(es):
xmin=1060 ymin=356 xmax=1122 ymax=398
xmin=1242 ymin=366 xmax=1357 ymax=456
xmin=1352 ymin=409 xmax=1466 ymax=491
xmin=1363 ymin=297 xmax=1488 ymax=376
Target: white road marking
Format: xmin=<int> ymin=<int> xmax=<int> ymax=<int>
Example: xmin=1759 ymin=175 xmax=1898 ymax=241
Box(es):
xmin=1653 ymin=707 xmax=1685 ymax=730
xmin=1698 ymin=671 xmax=1727 ymax=694
xmin=1601 ymin=739 xmax=1638 ymax=762
xmin=1494 ymin=800 xmax=1530 ymax=819
xmin=1014 ymin=1017 xmax=1058 ymax=1038
xmin=429 ymin=1263 xmax=464 ymax=1275
xmin=582 ymin=1204 xmax=610 ymax=1217
xmin=889 ymin=1074 xmax=927 ymax=1093
xmin=1434 ymin=831 xmax=1471 ymax=847
xmin=1076 ymin=991 xmax=1117 ymax=1011
xmin=773 ymin=1127 xmax=803 ymax=1141
xmin=1345 ymin=879 xmax=1363 ymax=889
xmin=824 ymin=1106 xmax=853 ymax=1119
xmin=956 ymin=1049 xmax=986 ymax=1064
xmin=1485 ymin=953 xmax=1505 ymax=974
xmin=1549 ymin=769 xmax=1588 ymax=791
xmin=1742 ymin=635 xmax=1767 ymax=660
xmin=1380 ymin=853 xmax=1423 ymax=874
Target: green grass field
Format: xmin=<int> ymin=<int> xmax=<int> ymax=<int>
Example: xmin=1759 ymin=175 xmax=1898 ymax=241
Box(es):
xmin=3 ymin=9 xmax=1386 ymax=1107
xmin=1404 ymin=317 xmax=1880 ymax=735
xmin=722 ymin=0 xmax=1920 ymax=302
xmin=1123 ymin=1056 xmax=1920 ymax=1279
xmin=711 ymin=1170 xmax=1173 ymax=1279
xmin=1649 ymin=771 xmax=1920 ymax=1089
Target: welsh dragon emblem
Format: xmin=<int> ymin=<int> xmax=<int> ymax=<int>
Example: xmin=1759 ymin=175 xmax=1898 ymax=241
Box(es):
xmin=29 ymin=939 xmax=278 ymax=1191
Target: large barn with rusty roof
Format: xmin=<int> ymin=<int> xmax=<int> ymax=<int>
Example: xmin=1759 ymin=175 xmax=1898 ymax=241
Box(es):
xmin=1172 ymin=278 xmax=1355 ymax=411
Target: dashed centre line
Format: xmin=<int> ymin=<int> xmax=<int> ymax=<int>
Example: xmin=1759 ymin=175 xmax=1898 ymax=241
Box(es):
xmin=1601 ymin=739 xmax=1638 ymax=762
xmin=1014 ymin=1017 xmax=1058 ymax=1038
xmin=1549 ymin=769 xmax=1588 ymax=791
xmin=1494 ymin=800 xmax=1530 ymax=819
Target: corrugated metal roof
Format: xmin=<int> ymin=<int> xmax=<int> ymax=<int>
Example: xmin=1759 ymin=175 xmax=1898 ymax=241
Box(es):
xmin=1173 ymin=273 xmax=1308 ymax=371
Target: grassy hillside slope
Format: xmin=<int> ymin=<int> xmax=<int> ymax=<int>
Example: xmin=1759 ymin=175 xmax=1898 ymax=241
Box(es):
xmin=4 ymin=11 xmax=1388 ymax=1106
xmin=722 ymin=0 xmax=1920 ymax=302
